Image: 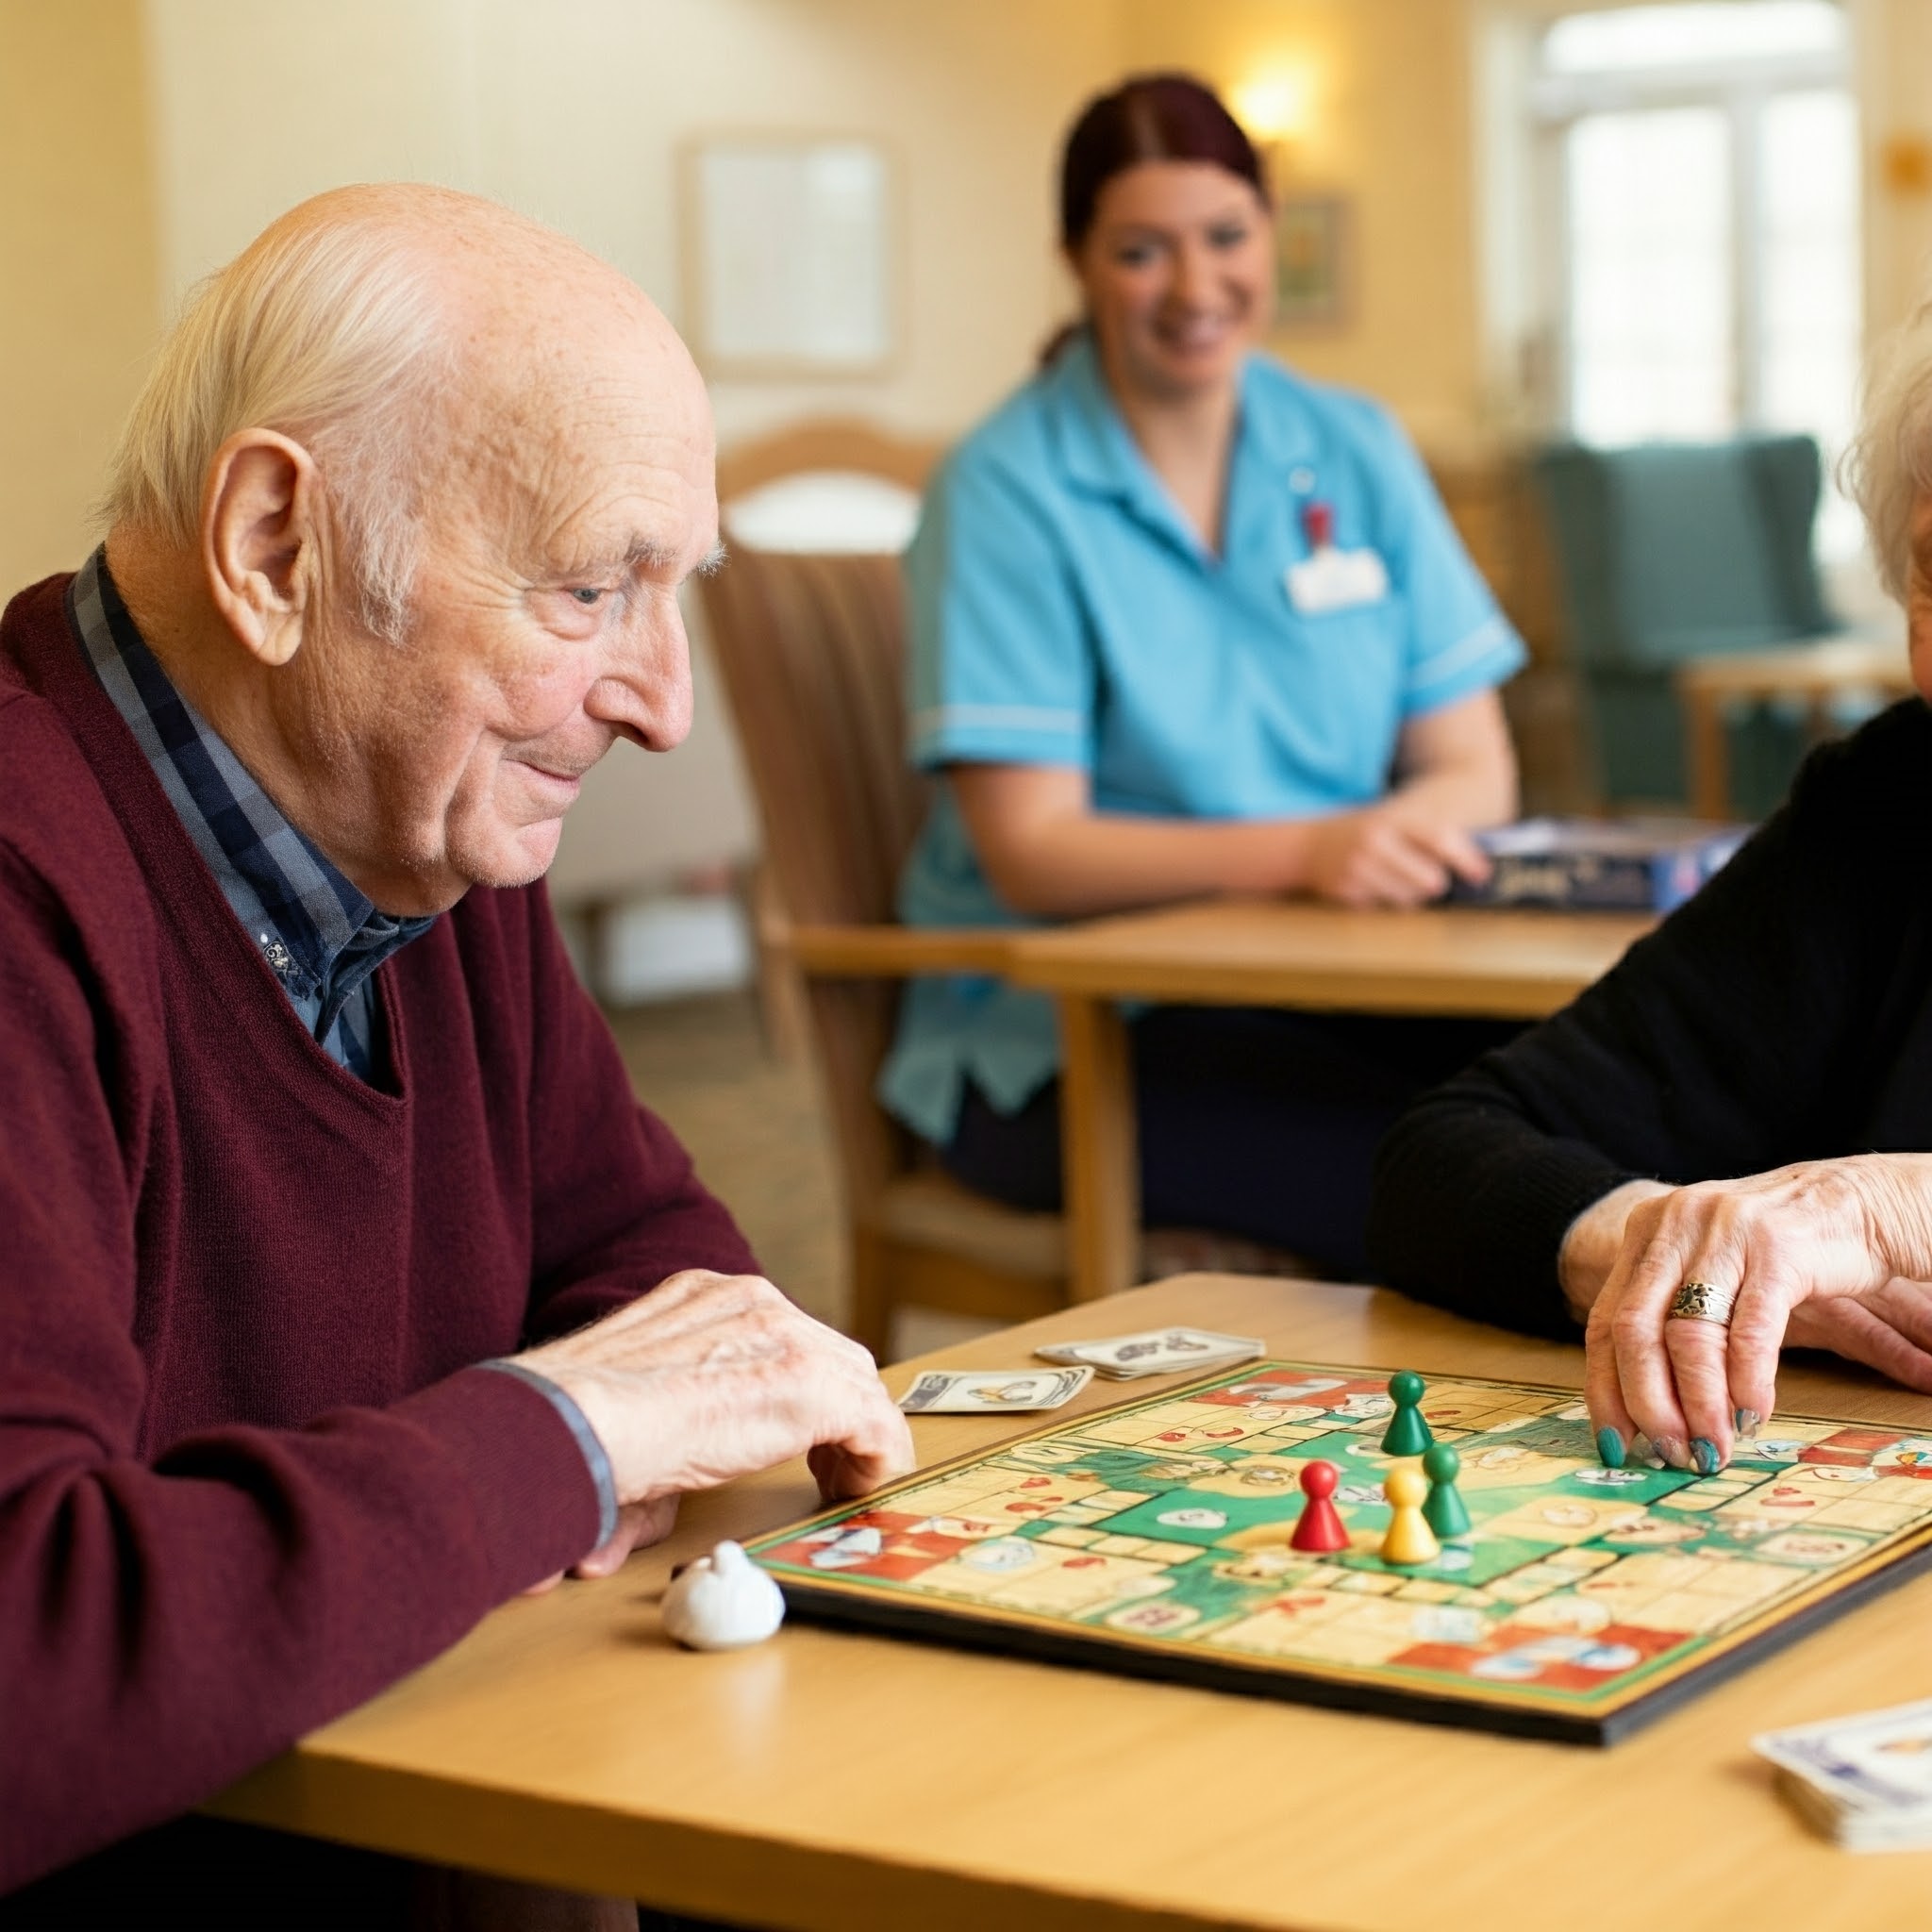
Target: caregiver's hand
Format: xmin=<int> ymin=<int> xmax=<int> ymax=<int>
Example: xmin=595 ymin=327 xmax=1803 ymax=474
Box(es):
xmin=1570 ymin=1156 xmax=1932 ymax=1473
xmin=1303 ymin=798 xmax=1490 ymax=908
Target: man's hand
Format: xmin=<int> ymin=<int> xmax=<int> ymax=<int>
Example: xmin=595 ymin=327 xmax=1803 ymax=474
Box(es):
xmin=1579 ymin=1155 xmax=1932 ymax=1473
xmin=1303 ymin=800 xmax=1491 ymax=908
xmin=525 ymin=1495 xmax=682 ymax=1595
xmin=513 ymin=1270 xmax=915 ymax=1541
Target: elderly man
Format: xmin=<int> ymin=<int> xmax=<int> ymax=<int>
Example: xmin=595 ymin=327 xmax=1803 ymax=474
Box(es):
xmin=0 ymin=186 xmax=913 ymax=1924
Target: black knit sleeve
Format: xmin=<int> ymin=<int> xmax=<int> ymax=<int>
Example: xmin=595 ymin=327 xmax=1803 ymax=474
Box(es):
xmin=1367 ymin=699 xmax=1932 ymax=1338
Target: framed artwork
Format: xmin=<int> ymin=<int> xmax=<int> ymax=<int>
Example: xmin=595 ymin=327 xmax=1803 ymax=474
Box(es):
xmin=1274 ymin=192 xmax=1351 ymax=330
xmin=681 ymin=136 xmax=897 ymax=377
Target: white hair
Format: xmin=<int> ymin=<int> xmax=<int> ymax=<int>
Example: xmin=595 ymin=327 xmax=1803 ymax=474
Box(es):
xmin=1843 ymin=287 xmax=1932 ymax=603
xmin=101 ymin=210 xmax=457 ymax=641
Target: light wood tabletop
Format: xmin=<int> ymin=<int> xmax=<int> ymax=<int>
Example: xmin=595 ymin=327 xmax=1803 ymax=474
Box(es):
xmin=1005 ymin=899 xmax=1653 ymax=1304
xmin=1675 ymin=637 xmax=1915 ymax=820
xmin=207 ymin=1273 xmax=1932 ymax=1932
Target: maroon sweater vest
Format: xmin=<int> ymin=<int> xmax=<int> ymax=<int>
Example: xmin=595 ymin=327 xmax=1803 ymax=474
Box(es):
xmin=0 ymin=575 xmax=757 ymax=1898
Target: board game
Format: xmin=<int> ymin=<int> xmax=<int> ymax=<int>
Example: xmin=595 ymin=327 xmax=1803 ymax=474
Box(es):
xmin=743 ymin=1361 xmax=1932 ymax=1743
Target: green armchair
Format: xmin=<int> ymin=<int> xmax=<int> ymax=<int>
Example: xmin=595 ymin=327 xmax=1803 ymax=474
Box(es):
xmin=1533 ymin=435 xmax=1846 ymax=815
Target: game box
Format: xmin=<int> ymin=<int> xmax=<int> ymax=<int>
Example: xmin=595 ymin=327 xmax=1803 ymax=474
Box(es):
xmin=1446 ymin=817 xmax=1749 ymax=912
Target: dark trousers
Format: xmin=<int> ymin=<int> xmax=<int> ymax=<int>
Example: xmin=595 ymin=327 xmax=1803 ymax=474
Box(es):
xmin=941 ymin=1005 xmax=1519 ymax=1279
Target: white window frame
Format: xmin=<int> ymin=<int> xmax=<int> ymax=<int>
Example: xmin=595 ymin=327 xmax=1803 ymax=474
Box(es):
xmin=1530 ymin=25 xmax=1855 ymax=437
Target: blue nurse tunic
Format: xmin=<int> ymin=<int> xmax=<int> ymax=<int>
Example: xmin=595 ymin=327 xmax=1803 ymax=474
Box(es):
xmin=880 ymin=333 xmax=1525 ymax=1148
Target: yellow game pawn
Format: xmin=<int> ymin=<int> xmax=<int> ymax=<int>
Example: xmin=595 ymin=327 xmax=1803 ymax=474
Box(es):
xmin=1380 ymin=1465 xmax=1441 ymax=1566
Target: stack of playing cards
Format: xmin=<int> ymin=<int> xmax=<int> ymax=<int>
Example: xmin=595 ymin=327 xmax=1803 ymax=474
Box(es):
xmin=896 ymin=1366 xmax=1094 ymax=1414
xmin=1033 ymin=1326 xmax=1265 ymax=1382
xmin=1754 ymin=1701 xmax=1932 ymax=1849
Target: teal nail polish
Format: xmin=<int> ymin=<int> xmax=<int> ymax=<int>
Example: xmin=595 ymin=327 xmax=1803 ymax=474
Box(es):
xmin=1595 ymin=1426 xmax=1626 ymax=1469
xmin=1735 ymin=1407 xmax=1761 ymax=1441
xmin=1691 ymin=1437 xmax=1721 ymax=1475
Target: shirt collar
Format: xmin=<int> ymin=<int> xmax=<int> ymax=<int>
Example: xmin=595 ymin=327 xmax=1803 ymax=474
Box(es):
xmin=1042 ymin=332 xmax=1319 ymax=557
xmin=69 ymin=547 xmax=434 ymax=1004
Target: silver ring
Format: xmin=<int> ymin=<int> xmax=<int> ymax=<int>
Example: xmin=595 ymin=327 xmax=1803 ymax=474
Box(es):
xmin=1669 ymin=1279 xmax=1736 ymax=1325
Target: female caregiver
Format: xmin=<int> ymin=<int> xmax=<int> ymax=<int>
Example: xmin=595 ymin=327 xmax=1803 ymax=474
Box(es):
xmin=1368 ymin=288 xmax=1932 ymax=1474
xmin=880 ymin=74 xmax=1528 ymax=1274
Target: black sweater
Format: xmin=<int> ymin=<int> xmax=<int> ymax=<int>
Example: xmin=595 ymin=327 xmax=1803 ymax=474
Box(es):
xmin=1367 ymin=697 xmax=1932 ymax=1341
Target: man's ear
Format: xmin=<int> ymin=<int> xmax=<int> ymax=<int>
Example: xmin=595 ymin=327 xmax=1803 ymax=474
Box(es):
xmin=202 ymin=429 xmax=324 ymax=668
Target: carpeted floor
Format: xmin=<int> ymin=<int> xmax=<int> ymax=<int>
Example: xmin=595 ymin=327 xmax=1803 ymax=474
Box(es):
xmin=604 ymin=990 xmax=993 ymax=1362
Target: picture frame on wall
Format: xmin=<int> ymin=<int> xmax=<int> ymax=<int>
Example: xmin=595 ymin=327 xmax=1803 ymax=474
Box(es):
xmin=1274 ymin=192 xmax=1351 ymax=329
xmin=681 ymin=135 xmax=898 ymax=377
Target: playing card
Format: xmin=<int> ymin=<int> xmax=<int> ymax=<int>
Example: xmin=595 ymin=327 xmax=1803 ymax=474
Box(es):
xmin=1770 ymin=1768 xmax=1932 ymax=1851
xmin=896 ymin=1366 xmax=1094 ymax=1414
xmin=1755 ymin=1699 xmax=1932 ymax=1813
xmin=1034 ymin=1327 xmax=1264 ymax=1379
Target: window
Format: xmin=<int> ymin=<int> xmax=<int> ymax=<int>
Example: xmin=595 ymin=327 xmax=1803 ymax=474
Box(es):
xmin=1525 ymin=2 xmax=1861 ymax=551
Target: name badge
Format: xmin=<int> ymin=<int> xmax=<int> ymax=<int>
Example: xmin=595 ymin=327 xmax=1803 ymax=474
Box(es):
xmin=1285 ymin=544 xmax=1390 ymax=615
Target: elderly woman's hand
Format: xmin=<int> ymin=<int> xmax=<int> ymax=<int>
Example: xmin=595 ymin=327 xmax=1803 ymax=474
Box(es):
xmin=1786 ymin=1278 xmax=1932 ymax=1391
xmin=1570 ymin=1155 xmax=1932 ymax=1472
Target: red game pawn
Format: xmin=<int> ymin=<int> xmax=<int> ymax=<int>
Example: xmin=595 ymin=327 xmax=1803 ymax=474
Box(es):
xmin=1290 ymin=1459 xmax=1349 ymax=1553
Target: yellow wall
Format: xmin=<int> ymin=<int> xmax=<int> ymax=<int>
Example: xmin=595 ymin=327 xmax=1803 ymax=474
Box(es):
xmin=0 ymin=0 xmax=160 ymax=591
xmin=1124 ymin=0 xmax=1483 ymax=443
xmin=1857 ymin=0 xmax=1932 ymax=339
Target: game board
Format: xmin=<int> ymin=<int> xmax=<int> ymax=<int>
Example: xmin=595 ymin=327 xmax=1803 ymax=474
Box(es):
xmin=743 ymin=1361 xmax=1932 ymax=1743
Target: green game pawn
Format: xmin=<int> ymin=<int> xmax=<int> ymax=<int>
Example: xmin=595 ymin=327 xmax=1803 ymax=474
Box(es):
xmin=1379 ymin=1370 xmax=1434 ymax=1457
xmin=1421 ymin=1441 xmax=1472 ymax=1540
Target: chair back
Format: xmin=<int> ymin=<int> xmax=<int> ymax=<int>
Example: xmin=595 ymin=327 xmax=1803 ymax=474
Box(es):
xmin=701 ymin=547 xmax=930 ymax=927
xmin=1534 ymin=435 xmax=1833 ymax=671
xmin=695 ymin=422 xmax=944 ymax=1223
xmin=700 ymin=420 xmax=941 ymax=925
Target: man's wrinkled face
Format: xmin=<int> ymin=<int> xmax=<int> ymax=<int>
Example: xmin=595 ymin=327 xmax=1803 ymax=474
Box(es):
xmin=294 ymin=309 xmax=719 ymax=914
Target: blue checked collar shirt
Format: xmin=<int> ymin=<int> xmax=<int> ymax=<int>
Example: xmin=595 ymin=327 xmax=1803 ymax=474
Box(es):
xmin=67 ymin=547 xmax=621 ymax=1548
xmin=71 ymin=548 xmax=435 ymax=1085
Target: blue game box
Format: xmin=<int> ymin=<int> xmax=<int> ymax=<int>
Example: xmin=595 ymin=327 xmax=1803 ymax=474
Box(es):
xmin=1447 ymin=817 xmax=1750 ymax=912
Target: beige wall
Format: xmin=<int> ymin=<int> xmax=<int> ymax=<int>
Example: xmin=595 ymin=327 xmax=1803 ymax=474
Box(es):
xmin=143 ymin=0 xmax=1121 ymax=446
xmin=0 ymin=0 xmax=160 ymax=593
xmin=1857 ymin=0 xmax=1932 ymax=339
xmin=1124 ymin=0 xmax=1485 ymax=443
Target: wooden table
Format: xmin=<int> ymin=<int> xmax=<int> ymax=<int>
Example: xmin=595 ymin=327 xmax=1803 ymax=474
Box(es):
xmin=206 ymin=1273 xmax=1932 ymax=1930
xmin=1006 ymin=899 xmax=1653 ymax=1303
xmin=1676 ymin=638 xmax=1915 ymax=820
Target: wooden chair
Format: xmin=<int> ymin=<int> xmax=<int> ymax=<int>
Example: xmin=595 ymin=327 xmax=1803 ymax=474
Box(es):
xmin=697 ymin=422 xmax=1072 ymax=1357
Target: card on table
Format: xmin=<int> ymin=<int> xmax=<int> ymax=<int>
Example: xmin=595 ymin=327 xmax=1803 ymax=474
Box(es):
xmin=1755 ymin=1700 xmax=1932 ymax=1810
xmin=1755 ymin=1699 xmax=1932 ymax=1848
xmin=1034 ymin=1326 xmax=1264 ymax=1380
xmin=897 ymin=1366 xmax=1094 ymax=1414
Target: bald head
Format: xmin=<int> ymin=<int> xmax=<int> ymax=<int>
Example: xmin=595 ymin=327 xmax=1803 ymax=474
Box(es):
xmin=103 ymin=186 xmax=718 ymax=917
xmin=104 ymin=184 xmax=701 ymax=641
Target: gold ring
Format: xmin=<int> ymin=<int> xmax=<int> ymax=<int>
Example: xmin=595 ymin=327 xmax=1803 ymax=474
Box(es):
xmin=1669 ymin=1279 xmax=1737 ymax=1325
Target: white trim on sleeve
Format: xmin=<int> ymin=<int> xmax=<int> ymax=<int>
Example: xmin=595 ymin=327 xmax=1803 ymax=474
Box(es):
xmin=1407 ymin=614 xmax=1515 ymax=696
xmin=911 ymin=703 xmax=1088 ymax=739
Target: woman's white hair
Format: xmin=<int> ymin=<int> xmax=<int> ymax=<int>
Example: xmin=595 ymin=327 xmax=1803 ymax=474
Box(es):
xmin=101 ymin=207 xmax=456 ymax=642
xmin=1844 ymin=288 xmax=1932 ymax=602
